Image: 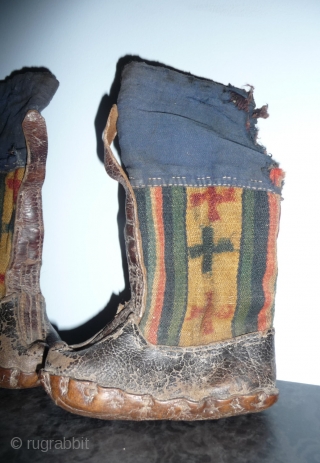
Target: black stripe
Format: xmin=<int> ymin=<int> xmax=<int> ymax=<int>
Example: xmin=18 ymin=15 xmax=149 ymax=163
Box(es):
xmin=232 ymin=189 xmax=254 ymax=336
xmin=245 ymin=191 xmax=269 ymax=331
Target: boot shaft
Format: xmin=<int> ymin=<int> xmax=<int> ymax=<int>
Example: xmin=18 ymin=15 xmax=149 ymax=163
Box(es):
xmin=0 ymin=70 xmax=59 ymax=299
xmin=0 ymin=70 xmax=59 ymax=387
xmin=40 ymin=62 xmax=282 ymax=420
xmin=115 ymin=62 xmax=284 ymax=347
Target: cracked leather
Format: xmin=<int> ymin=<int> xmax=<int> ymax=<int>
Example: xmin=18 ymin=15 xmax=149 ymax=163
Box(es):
xmin=0 ymin=294 xmax=56 ymax=371
xmin=0 ymin=111 xmax=59 ymax=377
xmin=44 ymin=318 xmax=276 ymax=402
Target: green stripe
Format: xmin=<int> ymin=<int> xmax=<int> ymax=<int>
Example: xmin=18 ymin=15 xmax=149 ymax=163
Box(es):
xmin=135 ymin=188 xmax=148 ymax=271
xmin=139 ymin=187 xmax=157 ymax=333
xmin=158 ymin=187 xmax=175 ymax=344
xmin=167 ymin=186 xmax=188 ymax=345
xmin=232 ymin=189 xmax=255 ymax=336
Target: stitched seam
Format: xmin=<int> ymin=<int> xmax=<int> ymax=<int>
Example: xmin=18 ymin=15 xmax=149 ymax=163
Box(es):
xmin=132 ymin=183 xmax=277 ymax=193
xmin=129 ymin=176 xmax=277 ymax=193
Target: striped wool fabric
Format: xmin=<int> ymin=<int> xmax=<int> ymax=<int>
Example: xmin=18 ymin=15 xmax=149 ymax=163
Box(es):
xmin=135 ymin=185 xmax=281 ymax=347
xmin=0 ymin=168 xmax=25 ymax=298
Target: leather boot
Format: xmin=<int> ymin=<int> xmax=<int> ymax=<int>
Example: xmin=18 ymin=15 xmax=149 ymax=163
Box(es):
xmin=0 ymin=70 xmax=60 ymax=388
xmin=41 ymin=62 xmax=284 ymax=419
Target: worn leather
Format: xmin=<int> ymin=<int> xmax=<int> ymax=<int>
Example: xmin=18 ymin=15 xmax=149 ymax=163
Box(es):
xmin=0 ymin=294 xmax=55 ymax=372
xmin=0 ymin=111 xmax=59 ymax=382
xmin=44 ymin=316 xmax=276 ymax=402
xmin=103 ymin=106 xmax=146 ymax=320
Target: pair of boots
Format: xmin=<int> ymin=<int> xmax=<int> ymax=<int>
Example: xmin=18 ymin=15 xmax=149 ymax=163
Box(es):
xmin=0 ymin=61 xmax=284 ymax=420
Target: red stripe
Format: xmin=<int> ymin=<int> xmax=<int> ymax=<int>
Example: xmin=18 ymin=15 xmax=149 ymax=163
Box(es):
xmin=148 ymin=187 xmax=166 ymax=344
xmin=7 ymin=169 xmax=22 ymax=203
xmin=258 ymin=193 xmax=280 ymax=331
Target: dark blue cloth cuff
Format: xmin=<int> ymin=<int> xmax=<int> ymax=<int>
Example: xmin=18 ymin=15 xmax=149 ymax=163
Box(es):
xmin=117 ymin=62 xmax=280 ymax=194
xmin=0 ymin=70 xmax=59 ymax=172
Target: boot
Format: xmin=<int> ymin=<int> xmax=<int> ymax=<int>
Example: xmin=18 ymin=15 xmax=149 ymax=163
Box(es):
xmin=41 ymin=61 xmax=284 ymax=420
xmin=0 ymin=70 xmax=60 ymax=388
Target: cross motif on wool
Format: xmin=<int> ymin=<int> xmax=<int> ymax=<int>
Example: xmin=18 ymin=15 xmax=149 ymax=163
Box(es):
xmin=190 ymin=187 xmax=235 ymax=222
xmin=189 ymin=226 xmax=234 ymax=274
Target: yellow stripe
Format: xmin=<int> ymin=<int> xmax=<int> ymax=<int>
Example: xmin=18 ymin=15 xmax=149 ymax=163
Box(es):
xmin=179 ymin=186 xmax=242 ymax=346
xmin=0 ymin=168 xmax=25 ymax=298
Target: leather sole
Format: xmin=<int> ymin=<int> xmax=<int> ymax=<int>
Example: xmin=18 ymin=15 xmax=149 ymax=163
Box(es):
xmin=0 ymin=366 xmax=40 ymax=389
xmin=40 ymin=372 xmax=278 ymax=421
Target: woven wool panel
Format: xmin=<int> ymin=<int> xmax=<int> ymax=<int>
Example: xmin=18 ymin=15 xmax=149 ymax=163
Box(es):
xmin=136 ymin=185 xmax=281 ymax=347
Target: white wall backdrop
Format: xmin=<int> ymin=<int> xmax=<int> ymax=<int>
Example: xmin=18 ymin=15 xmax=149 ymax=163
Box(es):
xmin=1 ymin=0 xmax=320 ymax=385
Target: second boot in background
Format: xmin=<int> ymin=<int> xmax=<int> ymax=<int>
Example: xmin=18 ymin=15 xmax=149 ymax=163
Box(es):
xmin=0 ymin=70 xmax=60 ymax=388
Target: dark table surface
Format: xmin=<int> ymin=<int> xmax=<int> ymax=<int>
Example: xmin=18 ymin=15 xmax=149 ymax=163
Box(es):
xmin=0 ymin=380 xmax=319 ymax=463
